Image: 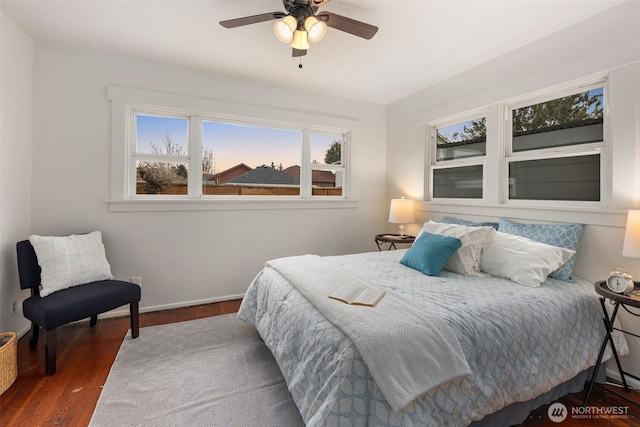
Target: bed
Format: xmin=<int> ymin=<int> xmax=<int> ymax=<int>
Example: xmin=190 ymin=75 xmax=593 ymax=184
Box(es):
xmin=237 ymin=221 xmax=628 ymax=426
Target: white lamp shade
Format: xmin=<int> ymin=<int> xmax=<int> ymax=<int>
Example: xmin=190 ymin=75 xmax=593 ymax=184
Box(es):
xmin=623 ymin=210 xmax=640 ymax=258
xmin=388 ymin=198 xmax=415 ymax=224
xmin=274 ymin=15 xmax=297 ymax=43
xmin=290 ymin=30 xmax=310 ymax=50
xmin=305 ymin=16 xmax=327 ymax=42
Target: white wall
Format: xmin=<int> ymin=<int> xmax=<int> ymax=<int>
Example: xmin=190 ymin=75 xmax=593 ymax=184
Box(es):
xmin=25 ymin=41 xmax=387 ymax=328
xmin=4 ymin=0 xmax=640 ymax=384
xmin=386 ymin=2 xmax=640 ymax=379
xmin=0 ymin=12 xmax=33 ymax=334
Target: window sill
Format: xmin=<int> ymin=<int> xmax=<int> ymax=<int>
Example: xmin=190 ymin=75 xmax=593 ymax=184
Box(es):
xmin=107 ymin=198 xmax=358 ymax=212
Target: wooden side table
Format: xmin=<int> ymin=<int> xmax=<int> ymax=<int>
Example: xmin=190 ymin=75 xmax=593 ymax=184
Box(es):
xmin=374 ymin=234 xmax=415 ymax=251
xmin=583 ymin=281 xmax=640 ymax=407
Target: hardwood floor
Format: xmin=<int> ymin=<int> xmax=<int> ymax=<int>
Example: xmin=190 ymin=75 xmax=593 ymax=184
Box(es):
xmin=516 ymin=382 xmax=640 ymax=427
xmin=0 ymin=300 xmax=242 ymax=426
xmin=1 ymin=299 xmax=640 ymax=426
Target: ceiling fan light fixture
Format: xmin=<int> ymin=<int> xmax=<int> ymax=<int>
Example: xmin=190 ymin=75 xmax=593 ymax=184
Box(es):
xmin=274 ymin=15 xmax=297 ymax=43
xmin=305 ymin=16 xmax=327 ymax=42
xmin=290 ymin=30 xmax=310 ymax=50
xmin=221 ymin=1 xmax=379 ymax=60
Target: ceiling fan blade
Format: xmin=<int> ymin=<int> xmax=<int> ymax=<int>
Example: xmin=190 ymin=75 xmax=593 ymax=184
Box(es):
xmin=220 ymin=12 xmax=285 ymax=29
xmin=292 ymin=48 xmax=307 ymax=57
xmin=317 ymin=11 xmax=378 ymax=39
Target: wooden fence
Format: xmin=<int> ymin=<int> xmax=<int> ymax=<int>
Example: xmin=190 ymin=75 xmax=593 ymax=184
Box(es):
xmin=136 ymin=183 xmax=342 ymax=196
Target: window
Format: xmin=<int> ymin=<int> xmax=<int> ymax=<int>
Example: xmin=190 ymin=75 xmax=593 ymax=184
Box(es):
xmin=433 ymin=165 xmax=484 ymax=199
xmin=426 ymin=78 xmax=608 ymax=207
xmin=506 ymin=85 xmax=605 ymax=203
xmin=310 ymin=132 xmax=345 ymax=197
xmin=436 ymin=118 xmax=486 ymax=161
xmin=135 ymin=115 xmax=190 ymax=195
xmin=430 ymin=115 xmax=487 ymax=200
xmin=202 ymin=121 xmax=302 ymax=196
xmin=508 ymin=154 xmax=600 ymax=201
xmin=511 ymin=88 xmax=604 ymax=152
xmin=127 ymin=109 xmax=349 ymax=200
xmin=108 ymin=86 xmax=359 ymax=211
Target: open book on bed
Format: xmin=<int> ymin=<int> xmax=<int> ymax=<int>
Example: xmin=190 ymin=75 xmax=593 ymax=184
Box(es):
xmin=329 ymin=286 xmax=385 ymax=307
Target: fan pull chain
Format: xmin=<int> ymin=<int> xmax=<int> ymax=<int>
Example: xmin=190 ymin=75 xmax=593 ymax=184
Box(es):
xmin=299 ymin=57 xmax=303 ymax=69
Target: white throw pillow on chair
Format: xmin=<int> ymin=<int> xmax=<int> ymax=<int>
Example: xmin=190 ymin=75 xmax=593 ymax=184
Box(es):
xmin=29 ymin=231 xmax=113 ymax=297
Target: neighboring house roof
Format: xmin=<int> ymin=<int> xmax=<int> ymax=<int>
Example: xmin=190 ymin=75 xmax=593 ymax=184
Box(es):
xmin=283 ymin=165 xmax=300 ymax=180
xmin=512 ymin=118 xmax=604 ymax=137
xmin=211 ymin=163 xmax=252 ymax=184
xmin=283 ymin=165 xmax=335 ymax=185
xmin=438 ymin=118 xmax=603 ymax=148
xmin=225 ymin=165 xmax=299 ymax=185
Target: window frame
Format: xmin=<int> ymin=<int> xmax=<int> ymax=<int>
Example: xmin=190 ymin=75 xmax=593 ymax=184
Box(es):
xmin=504 ymin=150 xmax=604 ymax=206
xmin=502 ymin=80 xmax=609 ymax=208
xmin=428 ymin=109 xmax=488 ymax=202
xmin=308 ymin=130 xmax=348 ymax=198
xmin=424 ymin=75 xmax=610 ymax=209
xmin=196 ymin=116 xmax=306 ymax=199
xmin=131 ymin=109 xmax=193 ymax=198
xmin=108 ymin=86 xmax=358 ymax=212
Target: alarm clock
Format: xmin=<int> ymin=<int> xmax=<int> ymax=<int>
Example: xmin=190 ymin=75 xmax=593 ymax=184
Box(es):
xmin=606 ymin=269 xmax=634 ymax=293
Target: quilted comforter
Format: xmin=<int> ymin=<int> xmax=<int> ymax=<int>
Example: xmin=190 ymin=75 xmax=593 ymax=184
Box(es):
xmin=238 ymin=249 xmax=626 ymax=426
xmin=266 ymin=255 xmax=472 ymax=411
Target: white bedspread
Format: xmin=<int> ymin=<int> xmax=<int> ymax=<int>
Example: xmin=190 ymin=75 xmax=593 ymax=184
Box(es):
xmin=267 ymin=255 xmax=472 ymax=412
xmin=239 ymin=250 xmax=629 ymax=426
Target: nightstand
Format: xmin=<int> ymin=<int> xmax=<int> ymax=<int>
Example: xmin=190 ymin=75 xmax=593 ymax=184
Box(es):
xmin=374 ymin=234 xmax=415 ymax=251
xmin=583 ymin=281 xmax=640 ymax=407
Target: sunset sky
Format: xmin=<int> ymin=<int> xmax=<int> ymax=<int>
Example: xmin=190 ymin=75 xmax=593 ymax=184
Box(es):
xmin=136 ymin=115 xmax=340 ymax=173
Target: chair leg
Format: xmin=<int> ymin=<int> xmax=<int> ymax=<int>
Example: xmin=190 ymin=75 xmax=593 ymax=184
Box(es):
xmin=90 ymin=315 xmax=98 ymax=327
xmin=29 ymin=322 xmax=40 ymax=348
xmin=130 ymin=301 xmax=140 ymax=339
xmin=45 ymin=328 xmax=57 ymax=376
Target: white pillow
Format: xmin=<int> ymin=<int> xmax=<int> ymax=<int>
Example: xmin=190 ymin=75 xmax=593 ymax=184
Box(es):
xmin=435 ymin=224 xmax=495 ymax=276
xmin=413 ymin=221 xmax=442 ymax=244
xmin=29 ymin=231 xmax=113 ymax=297
xmin=480 ymin=232 xmax=576 ymax=287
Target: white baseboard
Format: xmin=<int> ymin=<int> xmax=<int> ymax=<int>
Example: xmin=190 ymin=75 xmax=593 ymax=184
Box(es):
xmin=16 ymin=325 xmax=31 ymax=340
xmin=105 ymin=293 xmax=246 ymax=318
xmin=15 ymin=293 xmax=246 ymax=340
xmin=606 ymin=366 xmax=640 ymax=390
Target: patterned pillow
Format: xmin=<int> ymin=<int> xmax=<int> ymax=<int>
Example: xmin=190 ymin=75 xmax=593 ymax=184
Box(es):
xmin=442 ymin=216 xmax=499 ymax=230
xmin=497 ymin=218 xmax=583 ymax=281
xmin=435 ymin=224 xmax=495 ymax=276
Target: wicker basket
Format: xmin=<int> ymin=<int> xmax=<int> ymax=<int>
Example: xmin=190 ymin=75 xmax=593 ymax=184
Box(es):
xmin=0 ymin=332 xmax=17 ymax=395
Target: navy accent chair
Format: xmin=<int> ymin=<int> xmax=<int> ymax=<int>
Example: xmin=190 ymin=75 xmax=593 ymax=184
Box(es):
xmin=16 ymin=240 xmax=141 ymax=375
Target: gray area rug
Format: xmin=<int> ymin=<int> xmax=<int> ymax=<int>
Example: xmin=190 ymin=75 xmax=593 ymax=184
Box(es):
xmin=89 ymin=314 xmax=305 ymax=427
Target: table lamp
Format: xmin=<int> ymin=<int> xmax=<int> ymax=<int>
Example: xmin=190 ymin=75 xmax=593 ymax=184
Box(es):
xmin=388 ymin=197 xmax=415 ymax=238
xmin=623 ymin=209 xmax=640 ymax=258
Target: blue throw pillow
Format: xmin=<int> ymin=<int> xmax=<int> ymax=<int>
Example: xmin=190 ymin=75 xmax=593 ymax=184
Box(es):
xmin=400 ymin=232 xmax=462 ymax=276
xmin=442 ymin=216 xmax=499 ymax=230
xmin=497 ymin=218 xmax=583 ymax=281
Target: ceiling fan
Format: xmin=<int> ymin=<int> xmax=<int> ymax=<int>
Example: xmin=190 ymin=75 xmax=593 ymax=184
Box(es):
xmin=219 ymin=0 xmax=378 ymax=58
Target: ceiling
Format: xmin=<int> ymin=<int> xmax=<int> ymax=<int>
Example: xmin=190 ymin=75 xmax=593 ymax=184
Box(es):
xmin=0 ymin=0 xmax=628 ymax=105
